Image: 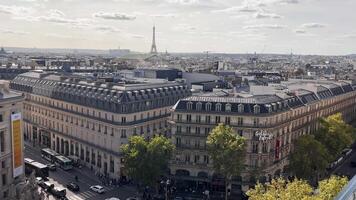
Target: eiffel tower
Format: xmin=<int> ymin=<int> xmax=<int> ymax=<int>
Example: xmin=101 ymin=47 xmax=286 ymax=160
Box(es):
xmin=150 ymin=26 xmax=157 ymax=54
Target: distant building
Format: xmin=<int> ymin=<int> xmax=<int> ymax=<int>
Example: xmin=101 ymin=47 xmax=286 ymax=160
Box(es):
xmin=134 ymin=68 xmax=182 ymax=81
xmin=109 ymin=49 xmax=130 ymax=57
xmin=10 ymin=71 xmax=190 ymax=180
xmin=0 ymin=81 xmax=25 ymax=199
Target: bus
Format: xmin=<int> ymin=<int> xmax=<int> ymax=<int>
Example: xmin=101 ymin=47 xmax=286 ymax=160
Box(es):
xmin=55 ymin=155 xmax=73 ymax=170
xmin=24 ymin=158 xmax=49 ymax=178
xmin=41 ymin=148 xmax=59 ymax=163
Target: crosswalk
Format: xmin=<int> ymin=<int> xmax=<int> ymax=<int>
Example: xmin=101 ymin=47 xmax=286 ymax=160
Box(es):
xmin=67 ymin=186 xmax=118 ymax=200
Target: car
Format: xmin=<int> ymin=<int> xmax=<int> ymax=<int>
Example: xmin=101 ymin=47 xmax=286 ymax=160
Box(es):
xmin=39 ymin=181 xmax=54 ymax=191
xmin=174 ymin=197 xmax=184 ymax=200
xmin=50 ymin=187 xmax=66 ymax=198
xmin=350 ymin=161 xmax=356 ymax=168
xmin=90 ymin=185 xmax=105 ymax=194
xmin=47 ymin=164 xmax=56 ymax=171
xmin=66 ymin=182 xmax=80 ymax=192
xmin=35 ymin=177 xmax=43 ymax=184
xmin=105 ymin=198 xmax=121 ymax=200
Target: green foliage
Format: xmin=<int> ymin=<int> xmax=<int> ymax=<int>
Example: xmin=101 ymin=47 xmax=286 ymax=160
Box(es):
xmin=206 ymin=124 xmax=246 ymax=200
xmin=315 ymin=113 xmax=355 ymax=160
xmin=289 ymin=134 xmax=330 ymax=181
xmin=121 ymin=135 xmax=174 ymax=186
xmin=206 ymin=124 xmax=246 ymax=179
xmin=247 ymin=176 xmax=348 ymax=200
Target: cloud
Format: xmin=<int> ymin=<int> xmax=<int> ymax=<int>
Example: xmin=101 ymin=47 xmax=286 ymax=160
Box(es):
xmin=243 ymin=24 xmax=285 ymax=29
xmin=93 ymin=12 xmax=136 ymax=20
xmin=45 ymin=33 xmax=74 ymax=39
xmin=93 ymin=25 xmax=121 ymax=33
xmin=172 ymin=24 xmax=196 ymax=32
xmin=213 ymin=6 xmax=259 ymax=13
xmin=301 ymin=23 xmax=326 ymax=28
xmin=254 ymin=12 xmax=282 ymax=19
xmin=295 ymin=29 xmax=306 ymax=34
xmin=150 ymin=13 xmax=178 ymax=18
xmin=48 ymin=9 xmax=65 ymax=17
xmin=0 ymin=4 xmax=33 ymax=16
xmin=339 ymin=34 xmax=356 ymax=39
xmin=0 ymin=28 xmax=29 ymax=35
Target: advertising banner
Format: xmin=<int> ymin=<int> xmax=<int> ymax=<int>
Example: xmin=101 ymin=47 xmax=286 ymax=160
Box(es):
xmin=11 ymin=113 xmax=23 ymax=178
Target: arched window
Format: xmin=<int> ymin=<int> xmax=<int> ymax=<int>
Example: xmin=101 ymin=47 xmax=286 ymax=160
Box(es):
xmin=225 ymin=103 xmax=232 ymax=112
xmin=196 ymin=102 xmax=202 ymax=111
xmin=215 ymin=103 xmax=222 ymax=112
xmin=187 ymin=102 xmax=193 ymax=110
xmin=205 ymin=102 xmax=212 ymax=111
xmin=238 ymin=104 xmax=244 ymax=113
xmin=254 ymin=104 xmax=260 ymax=114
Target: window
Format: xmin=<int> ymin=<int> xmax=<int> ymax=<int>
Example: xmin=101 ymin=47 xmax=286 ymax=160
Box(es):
xmin=253 ymin=118 xmax=259 ymax=126
xmin=205 ymin=102 xmax=212 ymax=111
xmin=262 ymin=143 xmax=268 ymax=153
xmin=205 ymin=127 xmax=211 ymax=135
xmin=186 ymin=127 xmax=191 ymax=134
xmin=0 ymin=114 xmax=3 ymax=122
xmin=206 ymin=116 xmax=211 ymax=123
xmin=225 ymin=117 xmax=231 ymax=125
xmin=252 ymin=143 xmax=258 ymax=153
xmin=196 ymin=102 xmax=202 ymax=111
xmin=176 ymin=138 xmax=181 ymax=146
xmin=237 ymin=117 xmax=243 ymax=126
xmin=187 ymin=102 xmax=193 ymax=110
xmin=215 ymin=103 xmax=222 ymax=112
xmin=225 ymin=104 xmax=231 ymax=112
xmin=195 ymin=127 xmax=200 ymax=135
xmin=196 ymin=115 xmax=201 ymax=123
xmin=120 ymin=129 xmax=127 ymax=138
xmin=0 ymin=131 xmax=4 ymax=152
xmin=2 ymin=174 xmax=6 ymax=186
xmin=177 ymin=114 xmax=182 ymax=122
xmin=215 ymin=116 xmax=221 ymax=123
xmin=176 ymin=126 xmax=182 ymax=133
xmin=237 ymin=130 xmax=243 ymax=136
xmin=238 ymin=104 xmax=244 ymax=113
xmin=194 ymin=155 xmax=200 ymax=163
xmin=186 ymin=114 xmax=192 ymax=122
xmin=204 ymin=155 xmax=209 ymax=164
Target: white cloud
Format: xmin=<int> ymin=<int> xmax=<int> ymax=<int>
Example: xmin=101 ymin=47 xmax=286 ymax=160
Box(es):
xmin=150 ymin=13 xmax=178 ymax=18
xmin=0 ymin=28 xmax=29 ymax=35
xmin=295 ymin=29 xmax=306 ymax=34
xmin=301 ymin=23 xmax=326 ymax=28
xmin=172 ymin=24 xmax=196 ymax=32
xmin=93 ymin=25 xmax=121 ymax=33
xmin=254 ymin=12 xmax=282 ymax=19
xmin=93 ymin=11 xmax=136 ymax=20
xmin=243 ymin=24 xmax=285 ymax=29
xmin=213 ymin=6 xmax=259 ymax=13
xmin=48 ymin=9 xmax=65 ymax=17
xmin=0 ymin=4 xmax=33 ymax=16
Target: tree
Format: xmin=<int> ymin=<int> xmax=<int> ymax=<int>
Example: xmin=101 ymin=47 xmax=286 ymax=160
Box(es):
xmin=247 ymin=176 xmax=348 ymax=200
xmin=315 ymin=113 xmax=355 ymax=160
xmin=121 ymin=135 xmax=174 ymax=187
xmin=289 ymin=135 xmax=330 ymax=182
xmin=206 ymin=124 xmax=246 ymax=200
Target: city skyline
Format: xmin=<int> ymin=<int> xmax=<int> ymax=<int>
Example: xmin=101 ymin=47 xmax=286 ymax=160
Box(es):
xmin=0 ymin=0 xmax=356 ymax=55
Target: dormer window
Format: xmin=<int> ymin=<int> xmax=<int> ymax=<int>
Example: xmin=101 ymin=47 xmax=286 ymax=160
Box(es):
xmin=196 ymin=102 xmax=202 ymax=111
xmin=187 ymin=102 xmax=193 ymax=110
xmin=206 ymin=102 xmax=212 ymax=111
xmin=254 ymin=104 xmax=260 ymax=114
xmin=225 ymin=103 xmax=232 ymax=112
xmin=238 ymin=104 xmax=244 ymax=113
xmin=215 ymin=103 xmax=222 ymax=112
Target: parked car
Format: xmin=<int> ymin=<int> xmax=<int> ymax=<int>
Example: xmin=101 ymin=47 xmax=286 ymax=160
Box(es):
xmin=66 ymin=182 xmax=80 ymax=192
xmin=35 ymin=177 xmax=43 ymax=184
xmin=105 ymin=198 xmax=121 ymax=200
xmin=47 ymin=164 xmax=56 ymax=171
xmin=39 ymin=181 xmax=54 ymax=191
xmin=50 ymin=187 xmax=66 ymax=198
xmin=174 ymin=197 xmax=184 ymax=200
xmin=90 ymin=185 xmax=105 ymax=194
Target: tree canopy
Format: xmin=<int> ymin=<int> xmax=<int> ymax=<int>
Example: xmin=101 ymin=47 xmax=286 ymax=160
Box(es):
xmin=315 ymin=113 xmax=355 ymax=159
xmin=289 ymin=134 xmax=330 ymax=181
xmin=121 ymin=135 xmax=174 ymax=186
xmin=206 ymin=124 xmax=246 ymax=200
xmin=247 ymin=176 xmax=348 ymax=200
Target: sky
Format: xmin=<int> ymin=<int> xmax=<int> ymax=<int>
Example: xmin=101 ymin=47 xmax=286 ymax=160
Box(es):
xmin=0 ymin=0 xmax=355 ymax=55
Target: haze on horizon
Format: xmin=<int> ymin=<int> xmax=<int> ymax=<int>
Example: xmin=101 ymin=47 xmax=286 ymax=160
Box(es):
xmin=0 ymin=0 xmax=355 ymax=55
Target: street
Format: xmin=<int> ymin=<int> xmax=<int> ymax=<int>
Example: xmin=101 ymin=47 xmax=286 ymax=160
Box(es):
xmin=24 ymin=143 xmax=138 ymax=200
xmin=332 ymin=143 xmax=356 ymax=179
